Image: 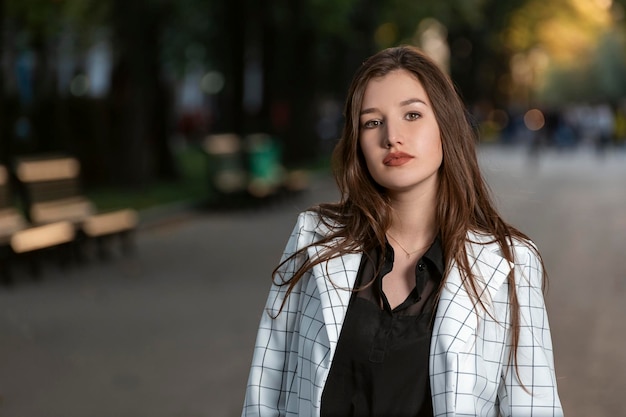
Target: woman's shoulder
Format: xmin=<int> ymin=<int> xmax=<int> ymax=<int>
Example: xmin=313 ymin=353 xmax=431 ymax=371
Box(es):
xmin=466 ymin=229 xmax=539 ymax=260
xmin=295 ymin=208 xmax=343 ymax=237
xmin=281 ymin=210 xmax=343 ymax=256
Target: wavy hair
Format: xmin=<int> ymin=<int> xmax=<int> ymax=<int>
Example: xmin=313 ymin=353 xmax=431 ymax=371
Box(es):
xmin=273 ymin=45 xmax=546 ymax=379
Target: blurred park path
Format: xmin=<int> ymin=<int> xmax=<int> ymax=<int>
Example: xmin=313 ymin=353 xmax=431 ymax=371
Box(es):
xmin=1 ymin=145 xmax=625 ymax=417
xmin=480 ymin=145 xmax=626 ymax=417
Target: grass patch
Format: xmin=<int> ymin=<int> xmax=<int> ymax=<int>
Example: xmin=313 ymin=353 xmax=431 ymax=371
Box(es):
xmin=84 ymin=146 xmax=332 ymax=213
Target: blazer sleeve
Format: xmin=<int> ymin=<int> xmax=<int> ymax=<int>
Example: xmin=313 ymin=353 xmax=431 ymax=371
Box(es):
xmin=498 ymin=243 xmax=564 ymax=416
xmin=242 ymin=212 xmax=313 ymax=417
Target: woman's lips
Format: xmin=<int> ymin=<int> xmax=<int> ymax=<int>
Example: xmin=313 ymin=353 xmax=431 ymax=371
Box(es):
xmin=383 ymin=152 xmax=414 ymax=166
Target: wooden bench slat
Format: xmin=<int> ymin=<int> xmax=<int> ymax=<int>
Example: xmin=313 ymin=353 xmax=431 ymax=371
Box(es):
xmin=82 ymin=209 xmax=138 ymax=237
xmin=16 ymin=157 xmax=80 ymax=183
xmin=31 ymin=197 xmax=96 ymax=225
xmin=10 ymin=221 xmax=75 ymax=254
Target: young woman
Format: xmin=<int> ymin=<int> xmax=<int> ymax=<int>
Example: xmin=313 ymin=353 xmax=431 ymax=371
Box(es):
xmin=242 ymin=45 xmax=563 ymax=416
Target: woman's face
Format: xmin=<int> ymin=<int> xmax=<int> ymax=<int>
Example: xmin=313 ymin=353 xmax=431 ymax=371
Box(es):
xmin=358 ymin=69 xmax=443 ymax=199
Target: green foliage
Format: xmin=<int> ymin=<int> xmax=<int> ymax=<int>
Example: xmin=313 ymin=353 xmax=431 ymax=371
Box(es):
xmin=5 ymin=0 xmax=66 ymax=35
xmin=308 ymin=0 xmax=356 ymax=37
xmin=540 ymin=29 xmax=626 ymax=104
xmin=59 ymin=0 xmax=110 ymax=38
xmin=6 ymin=0 xmax=109 ymax=39
xmin=85 ymin=145 xmax=209 ymax=212
xmin=160 ymin=0 xmax=222 ymax=77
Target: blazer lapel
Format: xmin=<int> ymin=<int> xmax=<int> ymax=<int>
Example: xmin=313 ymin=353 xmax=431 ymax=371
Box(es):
xmin=307 ymin=244 xmax=362 ymax=355
xmin=430 ymin=233 xmax=513 ymax=414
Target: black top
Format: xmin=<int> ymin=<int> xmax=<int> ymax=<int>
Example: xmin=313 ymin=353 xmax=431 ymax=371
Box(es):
xmin=320 ymin=238 xmax=444 ymax=417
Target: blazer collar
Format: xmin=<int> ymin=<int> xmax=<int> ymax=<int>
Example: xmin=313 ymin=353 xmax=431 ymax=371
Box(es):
xmin=305 ymin=229 xmax=512 ymax=355
xmin=462 ymin=230 xmax=514 ymax=302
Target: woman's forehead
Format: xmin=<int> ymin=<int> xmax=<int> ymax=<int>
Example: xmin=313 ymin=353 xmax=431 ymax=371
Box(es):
xmin=361 ymin=70 xmax=430 ymax=108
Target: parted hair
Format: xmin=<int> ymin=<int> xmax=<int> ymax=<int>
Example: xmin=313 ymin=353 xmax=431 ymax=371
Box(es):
xmin=273 ymin=45 xmax=546 ymax=377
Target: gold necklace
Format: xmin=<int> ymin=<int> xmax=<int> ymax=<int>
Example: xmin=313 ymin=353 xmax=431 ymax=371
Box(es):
xmin=386 ymin=233 xmax=431 ymax=259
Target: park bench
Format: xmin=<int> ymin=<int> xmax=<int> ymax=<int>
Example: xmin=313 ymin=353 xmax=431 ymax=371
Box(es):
xmin=14 ymin=155 xmax=138 ymax=259
xmin=0 ymin=164 xmax=76 ymax=285
xmin=203 ymin=132 xmax=309 ymax=200
xmin=203 ymin=133 xmax=248 ymax=195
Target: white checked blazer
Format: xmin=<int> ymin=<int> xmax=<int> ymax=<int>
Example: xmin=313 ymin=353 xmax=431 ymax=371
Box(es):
xmin=242 ymin=211 xmax=563 ymax=416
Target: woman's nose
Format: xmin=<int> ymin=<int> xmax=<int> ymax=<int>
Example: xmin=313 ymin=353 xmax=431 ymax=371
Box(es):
xmin=383 ymin=123 xmax=402 ymax=148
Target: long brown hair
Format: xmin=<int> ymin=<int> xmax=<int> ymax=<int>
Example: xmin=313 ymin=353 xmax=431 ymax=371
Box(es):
xmin=273 ymin=45 xmax=546 ymax=377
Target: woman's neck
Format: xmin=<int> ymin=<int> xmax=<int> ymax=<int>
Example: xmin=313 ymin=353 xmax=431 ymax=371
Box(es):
xmin=386 ymin=191 xmax=438 ymax=250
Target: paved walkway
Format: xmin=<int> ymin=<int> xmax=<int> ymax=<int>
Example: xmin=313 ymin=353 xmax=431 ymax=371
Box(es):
xmin=1 ymin=145 xmax=625 ymax=417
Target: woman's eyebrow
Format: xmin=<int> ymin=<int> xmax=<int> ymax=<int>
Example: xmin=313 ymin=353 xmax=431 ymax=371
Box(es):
xmin=400 ymin=98 xmax=427 ymax=106
xmin=360 ymin=98 xmax=428 ymax=116
xmin=360 ymin=107 xmax=378 ymax=116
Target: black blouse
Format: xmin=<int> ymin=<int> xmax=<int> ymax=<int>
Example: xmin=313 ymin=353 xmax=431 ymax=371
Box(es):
xmin=320 ymin=238 xmax=444 ymax=417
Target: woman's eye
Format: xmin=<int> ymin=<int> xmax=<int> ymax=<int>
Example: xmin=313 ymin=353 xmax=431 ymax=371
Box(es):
xmin=406 ymin=112 xmax=421 ymax=120
xmin=363 ymin=120 xmax=381 ymax=128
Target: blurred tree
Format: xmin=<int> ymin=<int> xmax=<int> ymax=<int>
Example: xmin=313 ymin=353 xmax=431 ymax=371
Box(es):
xmin=13 ymin=0 xmax=613 ymax=182
xmin=3 ymin=0 xmax=70 ymax=158
xmin=2 ymin=0 xmax=180 ymax=186
xmin=541 ymin=29 xmax=626 ymax=104
xmin=334 ymin=0 xmax=532 ymax=112
xmin=504 ymin=0 xmax=613 ymax=62
xmin=0 ymin=0 xmax=5 ymax=164
xmin=108 ymin=0 xmax=177 ymax=186
xmin=445 ymin=0 xmax=528 ymax=107
xmin=253 ymin=0 xmax=362 ymax=166
xmin=502 ymin=0 xmax=622 ymax=106
xmin=169 ymin=0 xmax=371 ymax=167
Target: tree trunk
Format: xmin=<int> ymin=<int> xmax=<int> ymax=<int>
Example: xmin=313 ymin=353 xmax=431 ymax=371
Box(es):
xmin=109 ymin=0 xmax=177 ymax=187
xmin=280 ymin=0 xmax=318 ymax=167
xmin=212 ymin=0 xmax=245 ymax=135
xmin=0 ymin=0 xmax=5 ymax=164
